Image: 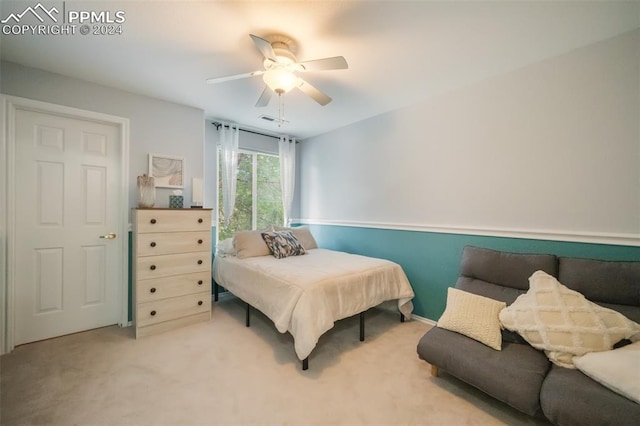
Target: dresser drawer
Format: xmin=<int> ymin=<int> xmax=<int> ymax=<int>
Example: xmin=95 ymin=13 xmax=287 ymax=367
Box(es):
xmin=136 ymin=292 xmax=210 ymax=327
xmin=136 ymin=251 xmax=210 ymax=280
xmin=133 ymin=208 xmax=212 ymax=338
xmin=136 ymin=209 xmax=211 ymax=233
xmin=137 ymin=271 xmax=211 ymax=303
xmin=137 ymin=231 xmax=211 ymax=256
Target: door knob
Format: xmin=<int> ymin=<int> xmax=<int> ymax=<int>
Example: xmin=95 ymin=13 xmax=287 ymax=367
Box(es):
xmin=99 ymin=233 xmax=117 ymax=239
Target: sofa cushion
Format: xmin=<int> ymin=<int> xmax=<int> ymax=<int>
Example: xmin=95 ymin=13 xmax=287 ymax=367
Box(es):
xmin=499 ymin=270 xmax=640 ymax=368
xmin=456 ymin=246 xmax=558 ymax=305
xmin=559 ymin=257 xmax=640 ymax=322
xmin=541 ymin=365 xmax=640 ymax=426
xmin=501 ymin=329 xmax=528 ymax=344
xmin=417 ymin=326 xmax=550 ymax=416
xmin=437 ymin=288 xmax=505 ymax=350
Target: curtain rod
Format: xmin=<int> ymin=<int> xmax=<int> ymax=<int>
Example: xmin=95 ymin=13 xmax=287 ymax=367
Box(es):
xmin=212 ymin=121 xmax=297 ymax=142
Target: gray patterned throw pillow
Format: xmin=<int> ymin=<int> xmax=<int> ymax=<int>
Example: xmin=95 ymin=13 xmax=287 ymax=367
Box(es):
xmin=261 ymin=230 xmax=306 ymax=259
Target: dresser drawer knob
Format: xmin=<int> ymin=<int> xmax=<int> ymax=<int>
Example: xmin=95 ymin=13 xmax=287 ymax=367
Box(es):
xmin=150 ymin=310 xmax=157 ymax=316
xmin=197 ymin=259 xmax=203 ymax=265
xmin=150 ymin=219 xmax=157 ymax=224
xmin=198 ymin=218 xmax=203 ymax=223
xmin=150 ymin=242 xmax=156 ymax=247
xmin=150 ymin=265 xmax=156 ymax=270
xmin=150 ymin=288 xmax=156 ymax=293
xmin=198 ymin=301 xmax=203 ymax=306
xmin=198 ymin=239 xmax=203 ymax=244
xmin=198 ymin=280 xmax=203 ymax=285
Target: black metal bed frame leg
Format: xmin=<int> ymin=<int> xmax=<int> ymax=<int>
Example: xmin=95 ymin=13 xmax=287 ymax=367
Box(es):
xmin=246 ymin=303 xmax=250 ymax=327
xmin=302 ymin=358 xmax=308 ymax=370
xmin=214 ymin=281 xmax=219 ymax=302
xmin=359 ymin=311 xmax=365 ymax=342
xmin=400 ymin=313 xmax=405 ymax=323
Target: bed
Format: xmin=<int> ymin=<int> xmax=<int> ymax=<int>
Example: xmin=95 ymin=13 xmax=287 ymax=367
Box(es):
xmin=212 ymin=228 xmax=415 ymax=370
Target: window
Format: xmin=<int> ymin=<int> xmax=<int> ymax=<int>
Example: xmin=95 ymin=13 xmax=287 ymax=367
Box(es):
xmin=217 ymin=150 xmax=283 ymax=240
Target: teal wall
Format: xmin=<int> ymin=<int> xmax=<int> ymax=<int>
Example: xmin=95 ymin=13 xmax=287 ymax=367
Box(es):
xmin=128 ymin=224 xmax=639 ymax=323
xmin=298 ymin=224 xmax=640 ymax=321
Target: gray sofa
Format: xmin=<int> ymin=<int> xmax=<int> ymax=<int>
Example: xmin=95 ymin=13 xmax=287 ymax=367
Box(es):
xmin=416 ymin=246 xmax=640 ymax=425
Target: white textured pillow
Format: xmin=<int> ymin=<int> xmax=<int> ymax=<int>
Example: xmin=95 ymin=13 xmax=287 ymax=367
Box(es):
xmin=574 ymin=341 xmax=640 ymax=404
xmin=499 ymin=270 xmax=640 ymax=368
xmin=437 ymin=287 xmax=506 ymax=351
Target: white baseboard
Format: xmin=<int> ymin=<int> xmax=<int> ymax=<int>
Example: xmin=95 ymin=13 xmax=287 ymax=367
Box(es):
xmin=411 ymin=314 xmax=436 ymax=326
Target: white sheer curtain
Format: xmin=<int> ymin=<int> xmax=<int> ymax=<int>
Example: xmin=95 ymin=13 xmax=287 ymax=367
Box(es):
xmin=219 ymin=122 xmax=239 ymax=226
xmin=279 ymin=136 xmax=296 ymax=225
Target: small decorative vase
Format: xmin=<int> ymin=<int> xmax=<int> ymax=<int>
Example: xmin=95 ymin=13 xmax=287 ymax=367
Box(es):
xmin=137 ymin=174 xmax=155 ymax=208
xmin=169 ymin=195 xmax=184 ymax=209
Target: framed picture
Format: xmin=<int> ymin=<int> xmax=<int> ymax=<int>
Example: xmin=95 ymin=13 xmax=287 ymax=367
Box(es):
xmin=149 ymin=153 xmax=185 ymax=189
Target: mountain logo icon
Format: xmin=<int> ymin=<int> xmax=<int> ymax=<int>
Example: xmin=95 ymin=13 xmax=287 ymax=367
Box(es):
xmin=1 ymin=3 xmax=59 ymax=24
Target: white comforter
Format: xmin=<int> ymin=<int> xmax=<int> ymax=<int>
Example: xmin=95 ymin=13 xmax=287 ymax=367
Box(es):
xmin=213 ymin=249 xmax=415 ymax=360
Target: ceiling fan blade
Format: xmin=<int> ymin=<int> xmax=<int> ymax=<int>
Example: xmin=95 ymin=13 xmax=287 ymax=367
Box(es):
xmin=298 ymin=56 xmax=348 ymax=72
xmin=250 ymin=34 xmax=276 ymax=61
xmin=206 ymin=70 xmax=264 ymax=84
xmin=255 ymin=86 xmax=272 ymax=107
xmin=296 ymin=78 xmax=332 ymax=106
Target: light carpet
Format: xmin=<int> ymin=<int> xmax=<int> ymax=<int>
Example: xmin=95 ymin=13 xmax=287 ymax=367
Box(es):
xmin=1 ymin=297 xmax=549 ymax=425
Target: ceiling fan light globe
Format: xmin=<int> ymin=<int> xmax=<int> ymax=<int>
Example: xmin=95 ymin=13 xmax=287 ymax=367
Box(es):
xmin=263 ymin=68 xmax=297 ymax=94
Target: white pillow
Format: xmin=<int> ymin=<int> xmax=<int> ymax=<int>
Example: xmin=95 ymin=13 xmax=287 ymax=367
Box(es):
xmin=233 ymin=230 xmax=271 ymax=259
xmin=573 ymin=341 xmax=640 ymax=404
xmin=437 ymin=287 xmax=506 ymax=351
xmin=216 ymin=238 xmax=235 ymax=257
xmin=499 ymin=270 xmax=640 ymax=368
xmin=273 ymin=226 xmax=318 ymax=250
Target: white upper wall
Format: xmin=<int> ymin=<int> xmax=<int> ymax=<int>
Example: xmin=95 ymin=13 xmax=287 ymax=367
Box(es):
xmin=298 ymin=30 xmax=640 ymax=239
xmin=1 ymin=61 xmax=205 ymax=216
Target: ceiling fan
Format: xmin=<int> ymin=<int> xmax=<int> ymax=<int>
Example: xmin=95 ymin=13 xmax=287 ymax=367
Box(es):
xmin=206 ymin=34 xmax=348 ymax=107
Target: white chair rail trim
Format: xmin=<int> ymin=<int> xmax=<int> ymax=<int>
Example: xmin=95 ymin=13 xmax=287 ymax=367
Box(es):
xmin=292 ymin=219 xmax=640 ymax=247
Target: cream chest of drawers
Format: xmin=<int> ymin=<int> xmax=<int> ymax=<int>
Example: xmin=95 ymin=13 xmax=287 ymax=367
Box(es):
xmin=133 ymin=208 xmax=213 ymax=338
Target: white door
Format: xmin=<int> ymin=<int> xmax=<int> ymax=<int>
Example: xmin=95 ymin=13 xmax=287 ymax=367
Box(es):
xmin=13 ymin=108 xmax=122 ymax=345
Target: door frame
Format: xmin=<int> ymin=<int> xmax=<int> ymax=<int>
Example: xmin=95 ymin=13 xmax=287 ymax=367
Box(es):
xmin=0 ymin=95 xmax=130 ymax=354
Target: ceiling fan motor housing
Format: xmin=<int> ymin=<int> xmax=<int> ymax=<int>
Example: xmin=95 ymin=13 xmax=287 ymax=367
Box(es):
xmin=207 ymin=33 xmax=344 ymax=107
xmin=272 ymin=42 xmax=296 ymax=63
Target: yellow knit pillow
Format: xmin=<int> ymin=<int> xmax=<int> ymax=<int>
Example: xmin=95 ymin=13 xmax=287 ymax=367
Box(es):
xmin=437 ymin=287 xmax=506 ymax=351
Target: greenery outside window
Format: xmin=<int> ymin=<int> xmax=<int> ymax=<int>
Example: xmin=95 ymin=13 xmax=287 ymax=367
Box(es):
xmin=217 ymin=149 xmax=283 ymax=240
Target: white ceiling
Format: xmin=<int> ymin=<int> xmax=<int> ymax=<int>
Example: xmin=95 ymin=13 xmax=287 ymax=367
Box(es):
xmin=1 ymin=1 xmax=639 ymax=139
